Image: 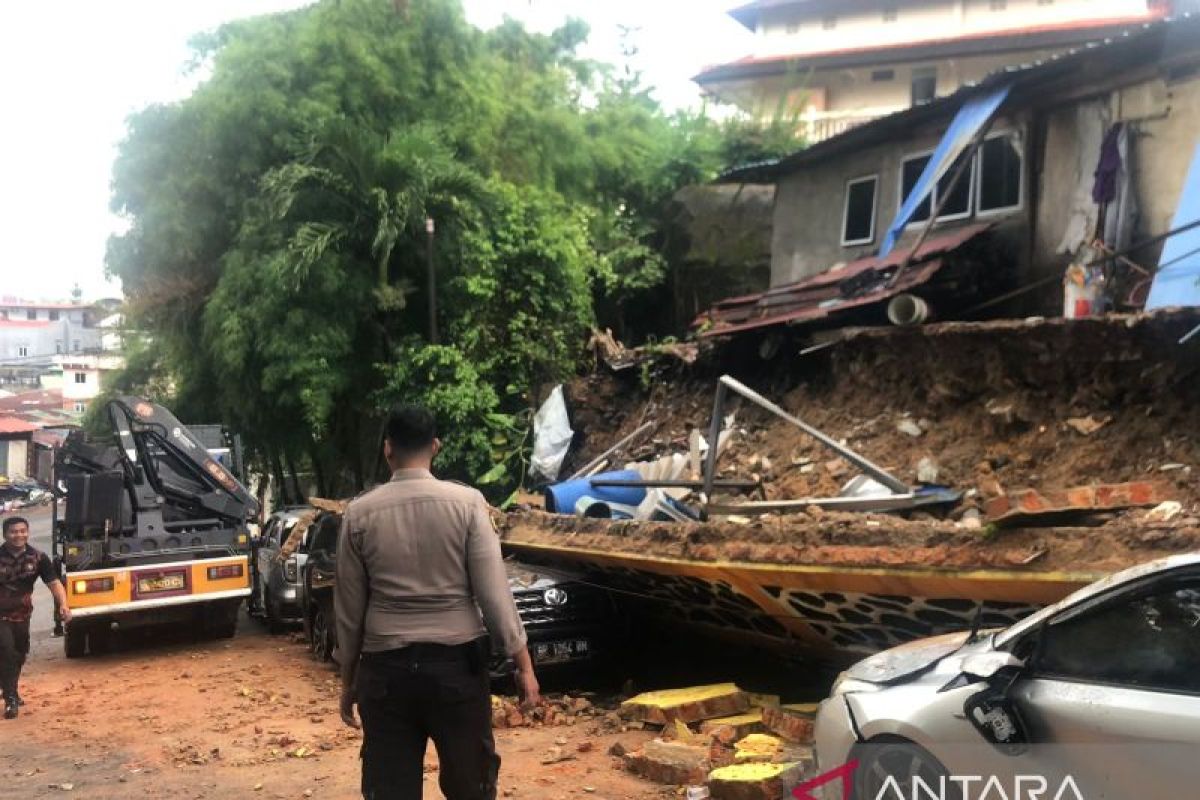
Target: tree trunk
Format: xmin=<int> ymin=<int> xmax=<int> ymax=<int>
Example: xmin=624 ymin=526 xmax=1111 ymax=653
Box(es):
xmin=285 ymin=450 xmax=305 ymax=504
xmin=269 ymin=449 xmax=289 ymax=508
xmin=308 ymin=436 xmax=329 ymax=499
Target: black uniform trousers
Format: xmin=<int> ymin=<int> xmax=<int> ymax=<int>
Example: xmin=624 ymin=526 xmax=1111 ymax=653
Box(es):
xmin=0 ymin=619 xmax=30 ymax=700
xmin=358 ymin=640 xmax=499 ymax=800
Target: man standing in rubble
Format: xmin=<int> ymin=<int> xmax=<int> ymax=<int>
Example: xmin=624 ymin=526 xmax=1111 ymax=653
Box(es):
xmin=336 ymin=405 xmax=540 ymax=800
xmin=1 ymin=516 xmax=71 ymax=719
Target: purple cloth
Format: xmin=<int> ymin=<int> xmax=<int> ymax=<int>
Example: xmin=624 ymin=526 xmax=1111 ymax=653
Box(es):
xmin=1093 ymin=123 xmax=1124 ymax=205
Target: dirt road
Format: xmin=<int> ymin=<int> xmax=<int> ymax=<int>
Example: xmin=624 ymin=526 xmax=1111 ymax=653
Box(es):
xmin=1 ymin=622 xmax=662 ymax=800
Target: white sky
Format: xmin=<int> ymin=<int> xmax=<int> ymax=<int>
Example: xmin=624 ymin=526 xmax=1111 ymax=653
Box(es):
xmin=0 ymin=1 xmax=751 ymax=303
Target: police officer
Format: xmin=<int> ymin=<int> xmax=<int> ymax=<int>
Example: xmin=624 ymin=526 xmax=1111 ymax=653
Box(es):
xmin=336 ymin=406 xmax=540 ymax=800
xmin=1 ymin=516 xmax=71 ymax=719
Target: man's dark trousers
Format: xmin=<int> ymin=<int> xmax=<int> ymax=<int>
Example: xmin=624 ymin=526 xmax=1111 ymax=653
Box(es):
xmin=358 ymin=640 xmax=499 ymax=800
xmin=0 ymin=619 xmax=30 ymax=700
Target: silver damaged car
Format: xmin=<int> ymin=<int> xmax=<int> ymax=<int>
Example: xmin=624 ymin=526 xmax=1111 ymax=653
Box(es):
xmin=813 ymin=553 xmax=1200 ymax=800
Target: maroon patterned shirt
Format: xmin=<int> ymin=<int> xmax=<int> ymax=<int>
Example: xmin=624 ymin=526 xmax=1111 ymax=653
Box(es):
xmin=0 ymin=545 xmax=57 ymax=623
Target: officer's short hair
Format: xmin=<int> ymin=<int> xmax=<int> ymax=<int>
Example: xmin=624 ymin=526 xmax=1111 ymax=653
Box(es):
xmin=385 ymin=405 xmax=437 ymax=453
xmin=2 ymin=516 xmax=29 ymax=535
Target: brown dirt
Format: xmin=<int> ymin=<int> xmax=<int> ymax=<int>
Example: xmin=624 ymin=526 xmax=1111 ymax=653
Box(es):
xmin=1 ymin=629 xmax=663 ymax=800
xmin=536 ymin=312 xmax=1200 ymax=570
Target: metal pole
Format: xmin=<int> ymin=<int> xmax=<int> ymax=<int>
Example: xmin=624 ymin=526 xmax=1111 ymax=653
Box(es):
xmin=426 ymin=217 xmax=439 ymax=344
xmin=701 ymin=380 xmax=728 ymax=501
xmin=718 ymin=375 xmax=909 ymax=494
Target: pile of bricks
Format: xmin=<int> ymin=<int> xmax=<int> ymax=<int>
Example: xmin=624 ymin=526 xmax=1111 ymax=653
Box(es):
xmin=491 ymin=693 xmax=599 ymax=728
xmin=614 ymin=683 xmax=817 ymax=800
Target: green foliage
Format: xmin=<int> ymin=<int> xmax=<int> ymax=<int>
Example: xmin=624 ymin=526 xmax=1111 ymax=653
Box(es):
xmin=106 ymin=0 xmax=806 ymax=497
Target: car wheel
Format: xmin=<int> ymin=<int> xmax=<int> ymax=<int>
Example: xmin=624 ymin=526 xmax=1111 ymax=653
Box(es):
xmin=853 ymin=738 xmax=957 ymax=800
xmin=309 ymin=605 xmax=333 ymax=662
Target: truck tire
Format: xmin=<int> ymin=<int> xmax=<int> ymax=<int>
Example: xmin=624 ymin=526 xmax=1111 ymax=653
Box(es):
xmin=64 ymin=626 xmax=87 ymax=659
xmin=203 ymin=599 xmax=240 ymax=640
xmin=88 ymin=623 xmax=113 ymax=655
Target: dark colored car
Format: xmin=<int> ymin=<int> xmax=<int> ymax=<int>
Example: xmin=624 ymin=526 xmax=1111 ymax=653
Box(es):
xmin=299 ymin=511 xmax=624 ymax=678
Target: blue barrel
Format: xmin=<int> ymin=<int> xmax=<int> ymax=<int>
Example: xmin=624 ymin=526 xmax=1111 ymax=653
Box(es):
xmin=543 ymin=470 xmax=647 ymax=514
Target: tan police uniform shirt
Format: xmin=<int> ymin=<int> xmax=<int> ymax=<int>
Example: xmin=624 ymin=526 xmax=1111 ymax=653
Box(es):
xmin=334 ymin=468 xmax=527 ymax=660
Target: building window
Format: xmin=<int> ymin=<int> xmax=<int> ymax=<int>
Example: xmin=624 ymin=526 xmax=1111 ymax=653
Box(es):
xmin=72 ymin=340 xmax=80 ymax=352
xmin=842 ymin=175 xmax=879 ymax=246
xmin=74 ymin=402 xmax=86 ymax=414
xmin=871 ymin=69 xmax=896 ymax=82
xmin=75 ymin=372 xmax=88 ymax=384
xmin=49 ymin=310 xmax=60 ymax=321
xmin=26 ymin=309 xmax=36 ymax=321
xmin=55 ymin=340 xmax=63 ymax=354
xmin=911 ymin=67 xmax=937 ymax=105
xmin=883 ymin=5 xmax=898 ymax=22
xmin=898 ymin=150 xmax=975 ymax=225
xmin=17 ymin=345 xmax=29 ymax=358
xmin=977 ymin=132 xmax=1024 ymax=214
xmin=990 ymin=0 xmax=1007 ymax=9
xmin=821 ymin=15 xmax=837 ymax=29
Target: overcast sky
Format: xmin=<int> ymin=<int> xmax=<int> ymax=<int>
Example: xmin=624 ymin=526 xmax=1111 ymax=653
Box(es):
xmin=0 ymin=1 xmax=750 ymax=303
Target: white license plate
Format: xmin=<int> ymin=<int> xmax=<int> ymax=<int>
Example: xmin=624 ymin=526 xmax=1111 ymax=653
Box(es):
xmin=138 ymin=573 xmax=186 ymax=593
xmin=532 ymin=639 xmax=590 ymax=664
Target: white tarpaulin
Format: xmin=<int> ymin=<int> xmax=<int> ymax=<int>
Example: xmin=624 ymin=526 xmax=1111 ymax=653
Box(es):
xmin=529 ymin=385 xmax=574 ymax=481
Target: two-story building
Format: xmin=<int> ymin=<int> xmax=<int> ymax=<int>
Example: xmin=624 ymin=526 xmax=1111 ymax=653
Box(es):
xmin=696 ymin=0 xmax=1175 ymax=142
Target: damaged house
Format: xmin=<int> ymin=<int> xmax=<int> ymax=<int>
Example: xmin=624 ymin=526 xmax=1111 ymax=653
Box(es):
xmin=696 ymin=14 xmax=1200 ymax=338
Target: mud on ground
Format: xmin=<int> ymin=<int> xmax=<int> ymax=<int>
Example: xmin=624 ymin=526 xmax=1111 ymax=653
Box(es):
xmin=538 ymin=312 xmax=1200 ymax=569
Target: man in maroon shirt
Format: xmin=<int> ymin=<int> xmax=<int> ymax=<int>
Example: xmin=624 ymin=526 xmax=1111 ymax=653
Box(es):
xmin=0 ymin=516 xmax=70 ymax=719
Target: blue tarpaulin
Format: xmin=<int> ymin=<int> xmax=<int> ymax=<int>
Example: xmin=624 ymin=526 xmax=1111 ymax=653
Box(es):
xmin=879 ymin=83 xmax=1012 ymax=257
xmin=1146 ymin=140 xmax=1200 ymax=310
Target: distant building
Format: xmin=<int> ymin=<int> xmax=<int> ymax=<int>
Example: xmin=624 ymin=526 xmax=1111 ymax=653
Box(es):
xmin=696 ymin=0 xmax=1172 ymax=142
xmin=55 ymin=354 xmax=125 ymax=415
xmin=0 ymin=297 xmax=112 ymax=392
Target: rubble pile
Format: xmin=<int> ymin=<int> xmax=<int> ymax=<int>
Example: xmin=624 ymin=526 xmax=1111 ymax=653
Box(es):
xmin=490 ymin=693 xmax=605 ymax=729
xmin=611 ymin=684 xmax=817 ymax=799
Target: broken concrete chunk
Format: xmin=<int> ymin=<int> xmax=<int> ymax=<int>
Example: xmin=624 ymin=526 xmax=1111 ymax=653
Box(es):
xmin=896 ymin=418 xmax=924 ymax=438
xmin=623 ymin=739 xmax=711 ymax=785
xmin=746 ymin=694 xmax=780 ymax=709
xmin=760 ymin=704 xmax=816 ymax=744
xmin=707 ymin=762 xmax=805 ymax=800
xmin=733 ymin=734 xmax=784 ymax=763
xmin=916 ymin=457 xmax=940 ymax=484
xmin=1146 ymin=500 xmax=1184 ymax=522
xmin=699 ymin=710 xmax=766 ymax=743
xmin=621 ymin=684 xmax=750 ymax=725
xmin=984 ymin=481 xmax=1172 ymax=526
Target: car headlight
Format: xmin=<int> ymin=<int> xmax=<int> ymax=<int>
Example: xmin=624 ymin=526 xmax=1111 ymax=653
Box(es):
xmin=830 ymin=671 xmax=882 ymax=697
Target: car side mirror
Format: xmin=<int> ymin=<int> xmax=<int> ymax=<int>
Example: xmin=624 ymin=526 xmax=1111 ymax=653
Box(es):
xmin=964 ymin=685 xmax=1030 ymax=756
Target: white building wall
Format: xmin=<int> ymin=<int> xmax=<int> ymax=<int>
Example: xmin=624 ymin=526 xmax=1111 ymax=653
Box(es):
xmin=754 ymin=0 xmax=1157 ymax=58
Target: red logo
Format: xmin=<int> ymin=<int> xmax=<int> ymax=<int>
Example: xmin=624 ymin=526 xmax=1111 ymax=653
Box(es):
xmin=793 ymin=759 xmax=858 ymax=800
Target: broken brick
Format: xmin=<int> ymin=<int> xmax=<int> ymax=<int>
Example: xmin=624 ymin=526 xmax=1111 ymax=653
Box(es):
xmin=708 ymin=761 xmax=806 ymax=800
xmin=623 ymin=739 xmax=711 ymax=785
xmin=984 ymin=481 xmax=1171 ymax=526
xmin=733 ymin=734 xmax=784 ymax=763
xmin=700 ymin=710 xmax=766 ymax=743
xmin=760 ymin=704 xmax=816 ymax=744
xmin=620 ymin=683 xmax=750 ymax=725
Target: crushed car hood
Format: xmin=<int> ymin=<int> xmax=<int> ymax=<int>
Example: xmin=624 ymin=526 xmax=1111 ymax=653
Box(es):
xmin=844 ymin=631 xmax=972 ymax=685
xmin=504 ymin=559 xmax=580 ymax=591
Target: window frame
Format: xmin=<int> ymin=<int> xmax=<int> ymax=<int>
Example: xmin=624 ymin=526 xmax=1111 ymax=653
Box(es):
xmin=974 ymin=129 xmax=1025 ymax=218
xmin=74 ymin=372 xmax=88 ymax=384
xmin=841 ymin=174 xmax=880 ymax=247
xmin=1027 ymin=570 xmax=1200 ymax=697
xmin=17 ymin=345 xmax=29 ymax=358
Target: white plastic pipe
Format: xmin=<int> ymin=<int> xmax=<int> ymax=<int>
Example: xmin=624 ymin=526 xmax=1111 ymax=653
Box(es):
xmin=887 ymin=293 xmax=932 ymax=326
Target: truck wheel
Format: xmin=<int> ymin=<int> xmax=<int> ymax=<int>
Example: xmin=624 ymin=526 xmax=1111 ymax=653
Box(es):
xmin=64 ymin=626 xmax=87 ymax=659
xmin=264 ymin=594 xmax=284 ymax=635
xmin=205 ymin=600 xmax=240 ymax=640
xmin=89 ymin=623 xmax=113 ymax=655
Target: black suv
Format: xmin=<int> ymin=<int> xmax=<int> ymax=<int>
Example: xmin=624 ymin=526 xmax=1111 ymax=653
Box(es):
xmin=299 ymin=511 xmax=624 ymax=678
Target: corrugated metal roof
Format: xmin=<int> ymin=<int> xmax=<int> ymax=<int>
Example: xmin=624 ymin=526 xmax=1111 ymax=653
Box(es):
xmin=0 ymin=416 xmax=39 ymax=435
xmin=694 ymin=223 xmax=992 ymax=338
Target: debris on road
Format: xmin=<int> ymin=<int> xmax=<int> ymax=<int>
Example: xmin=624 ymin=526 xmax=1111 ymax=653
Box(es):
xmin=1065 ymin=415 xmax=1111 ymax=436
xmin=760 ymin=704 xmax=817 ymax=744
xmin=707 ymin=762 xmax=808 ymax=800
xmin=623 ymin=739 xmax=712 ymax=785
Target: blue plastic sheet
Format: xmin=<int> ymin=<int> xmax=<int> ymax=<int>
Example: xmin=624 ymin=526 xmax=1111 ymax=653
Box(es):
xmin=1146 ymin=140 xmax=1200 ymax=310
xmin=879 ymin=84 xmax=1012 ymax=257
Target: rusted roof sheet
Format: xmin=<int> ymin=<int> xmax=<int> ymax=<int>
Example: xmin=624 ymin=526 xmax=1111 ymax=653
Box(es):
xmin=0 ymin=416 xmax=39 ymax=435
xmin=694 ymin=223 xmax=991 ymax=339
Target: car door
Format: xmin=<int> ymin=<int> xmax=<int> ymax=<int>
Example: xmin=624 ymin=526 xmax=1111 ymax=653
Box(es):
xmin=257 ymin=517 xmax=280 ymax=587
xmin=1011 ymin=569 xmax=1200 ymax=797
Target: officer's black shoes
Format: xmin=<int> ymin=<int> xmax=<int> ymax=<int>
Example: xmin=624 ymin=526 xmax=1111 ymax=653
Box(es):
xmin=3 ymin=698 xmax=16 ymax=719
